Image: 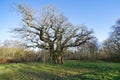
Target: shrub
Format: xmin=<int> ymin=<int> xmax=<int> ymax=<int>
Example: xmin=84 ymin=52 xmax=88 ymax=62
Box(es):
xmin=0 ymin=46 xmax=42 ymax=63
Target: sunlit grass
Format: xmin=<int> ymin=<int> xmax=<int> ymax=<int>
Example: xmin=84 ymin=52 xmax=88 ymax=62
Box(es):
xmin=0 ymin=60 xmax=120 ymax=80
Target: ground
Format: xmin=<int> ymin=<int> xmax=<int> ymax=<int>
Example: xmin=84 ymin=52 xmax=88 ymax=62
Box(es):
xmin=0 ymin=60 xmax=120 ymax=80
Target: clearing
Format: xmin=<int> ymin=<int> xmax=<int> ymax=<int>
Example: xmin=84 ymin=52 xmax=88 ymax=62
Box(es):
xmin=0 ymin=60 xmax=120 ymax=80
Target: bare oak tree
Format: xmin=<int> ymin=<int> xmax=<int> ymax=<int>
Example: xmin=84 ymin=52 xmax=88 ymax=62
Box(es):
xmin=13 ymin=5 xmax=93 ymax=64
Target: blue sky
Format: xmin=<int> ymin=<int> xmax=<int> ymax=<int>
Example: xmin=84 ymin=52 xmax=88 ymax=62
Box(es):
xmin=0 ymin=0 xmax=120 ymax=43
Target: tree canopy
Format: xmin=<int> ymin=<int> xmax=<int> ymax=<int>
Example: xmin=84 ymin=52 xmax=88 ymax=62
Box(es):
xmin=13 ymin=4 xmax=94 ymax=64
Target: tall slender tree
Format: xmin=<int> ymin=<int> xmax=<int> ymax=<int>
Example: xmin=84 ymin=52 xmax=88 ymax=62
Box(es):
xmin=103 ymin=19 xmax=120 ymax=61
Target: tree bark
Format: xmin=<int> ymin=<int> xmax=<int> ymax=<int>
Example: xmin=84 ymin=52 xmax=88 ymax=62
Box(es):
xmin=54 ymin=54 xmax=63 ymax=64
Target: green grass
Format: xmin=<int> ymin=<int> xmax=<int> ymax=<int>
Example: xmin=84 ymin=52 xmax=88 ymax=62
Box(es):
xmin=0 ymin=60 xmax=120 ymax=80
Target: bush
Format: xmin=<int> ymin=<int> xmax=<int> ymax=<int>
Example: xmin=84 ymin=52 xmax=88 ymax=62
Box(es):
xmin=0 ymin=46 xmax=42 ymax=63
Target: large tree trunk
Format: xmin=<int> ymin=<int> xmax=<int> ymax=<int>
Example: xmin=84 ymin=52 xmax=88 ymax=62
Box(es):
xmin=50 ymin=52 xmax=63 ymax=64
xmin=54 ymin=54 xmax=63 ymax=64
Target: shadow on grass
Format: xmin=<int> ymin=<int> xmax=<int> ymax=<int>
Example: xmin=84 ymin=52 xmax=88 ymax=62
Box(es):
xmin=113 ymin=76 xmax=120 ymax=80
xmin=0 ymin=62 xmax=120 ymax=80
xmin=0 ymin=63 xmax=84 ymax=80
xmin=63 ymin=60 xmax=120 ymax=71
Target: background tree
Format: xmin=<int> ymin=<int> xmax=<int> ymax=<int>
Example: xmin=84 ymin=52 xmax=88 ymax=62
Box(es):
xmin=102 ymin=19 xmax=120 ymax=62
xmin=77 ymin=38 xmax=98 ymax=61
xmin=3 ymin=40 xmax=24 ymax=48
xmin=13 ymin=4 xmax=93 ymax=64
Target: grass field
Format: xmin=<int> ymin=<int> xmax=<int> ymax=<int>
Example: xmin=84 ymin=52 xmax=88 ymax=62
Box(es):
xmin=0 ymin=60 xmax=120 ymax=80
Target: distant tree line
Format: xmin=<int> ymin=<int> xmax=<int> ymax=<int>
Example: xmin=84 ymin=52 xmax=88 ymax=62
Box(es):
xmin=65 ymin=19 xmax=120 ymax=62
